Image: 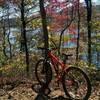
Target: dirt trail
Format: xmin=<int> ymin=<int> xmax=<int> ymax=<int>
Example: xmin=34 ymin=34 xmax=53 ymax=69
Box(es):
xmin=0 ymin=79 xmax=100 ymax=100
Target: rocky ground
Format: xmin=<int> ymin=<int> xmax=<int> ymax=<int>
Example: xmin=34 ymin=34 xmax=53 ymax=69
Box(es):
xmin=0 ymin=77 xmax=100 ymax=100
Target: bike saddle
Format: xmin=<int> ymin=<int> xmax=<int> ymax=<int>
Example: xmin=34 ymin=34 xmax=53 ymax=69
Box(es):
xmin=62 ymin=53 xmax=73 ymax=57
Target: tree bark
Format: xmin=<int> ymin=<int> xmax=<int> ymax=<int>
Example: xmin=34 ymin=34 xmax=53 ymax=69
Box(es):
xmin=2 ymin=8 xmax=8 ymax=58
xmin=97 ymin=52 xmax=100 ymax=67
xmin=21 ymin=0 xmax=29 ymax=76
xmin=76 ymin=0 xmax=80 ymax=61
xmin=87 ymin=0 xmax=92 ymax=66
xmin=85 ymin=0 xmax=92 ymax=66
xmin=39 ymin=0 xmax=49 ymax=58
xmin=2 ymin=20 xmax=8 ymax=58
xmin=7 ymin=5 xmax=12 ymax=59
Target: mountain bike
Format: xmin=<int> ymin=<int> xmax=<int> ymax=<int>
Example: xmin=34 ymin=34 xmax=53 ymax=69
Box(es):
xmin=35 ymin=47 xmax=91 ymax=100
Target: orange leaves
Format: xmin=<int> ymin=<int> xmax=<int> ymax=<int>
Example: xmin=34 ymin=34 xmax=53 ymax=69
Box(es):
xmin=0 ymin=0 xmax=19 ymax=6
xmin=68 ymin=25 xmax=77 ymax=34
xmin=52 ymin=14 xmax=69 ymax=20
xmin=8 ymin=0 xmax=20 ymax=5
xmin=0 ymin=0 xmax=5 ymax=6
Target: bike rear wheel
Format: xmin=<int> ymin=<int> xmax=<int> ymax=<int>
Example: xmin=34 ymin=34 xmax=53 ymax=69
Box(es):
xmin=35 ymin=59 xmax=52 ymax=86
xmin=62 ymin=67 xmax=91 ymax=100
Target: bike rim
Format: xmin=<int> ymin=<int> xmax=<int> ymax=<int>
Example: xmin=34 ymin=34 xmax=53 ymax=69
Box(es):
xmin=64 ymin=68 xmax=89 ymax=99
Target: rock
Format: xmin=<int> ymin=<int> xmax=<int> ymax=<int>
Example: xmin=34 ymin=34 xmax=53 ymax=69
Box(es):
xmin=3 ymin=85 xmax=14 ymax=91
xmin=51 ymin=96 xmax=71 ymax=100
xmin=0 ymin=94 xmax=9 ymax=100
xmin=0 ymin=89 xmax=6 ymax=96
xmin=8 ymin=86 xmax=38 ymax=100
xmin=49 ymin=90 xmax=65 ymax=98
xmin=8 ymin=95 xmax=14 ymax=99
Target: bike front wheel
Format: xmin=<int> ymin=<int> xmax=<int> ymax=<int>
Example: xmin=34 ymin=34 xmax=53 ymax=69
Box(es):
xmin=35 ymin=59 xmax=52 ymax=86
xmin=62 ymin=67 xmax=91 ymax=100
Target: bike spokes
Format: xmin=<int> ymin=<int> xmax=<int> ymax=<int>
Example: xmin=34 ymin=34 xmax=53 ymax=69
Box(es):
xmin=67 ymin=72 xmax=87 ymax=99
xmin=62 ymin=67 xmax=91 ymax=100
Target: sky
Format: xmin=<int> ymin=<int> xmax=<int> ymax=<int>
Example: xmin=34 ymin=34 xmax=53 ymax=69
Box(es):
xmin=59 ymin=0 xmax=100 ymax=5
xmin=80 ymin=0 xmax=100 ymax=4
xmin=80 ymin=0 xmax=99 ymax=2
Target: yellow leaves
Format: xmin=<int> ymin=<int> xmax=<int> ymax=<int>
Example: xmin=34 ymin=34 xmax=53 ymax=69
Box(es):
xmin=96 ymin=32 xmax=100 ymax=37
xmin=91 ymin=20 xmax=100 ymax=31
xmin=0 ymin=65 xmax=12 ymax=72
xmin=63 ymin=35 xmax=69 ymax=41
xmin=0 ymin=53 xmax=42 ymax=77
xmin=49 ymin=35 xmax=59 ymax=41
xmin=25 ymin=0 xmax=32 ymax=4
xmin=49 ymin=34 xmax=70 ymax=42
xmin=32 ymin=18 xmax=42 ymax=27
xmin=0 ymin=53 xmax=26 ymax=76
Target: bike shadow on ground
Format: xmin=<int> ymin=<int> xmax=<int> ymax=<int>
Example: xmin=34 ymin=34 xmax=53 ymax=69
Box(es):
xmin=32 ymin=83 xmax=72 ymax=100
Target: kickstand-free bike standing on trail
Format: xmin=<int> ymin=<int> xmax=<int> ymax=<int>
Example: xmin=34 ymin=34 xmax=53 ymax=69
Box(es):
xmin=36 ymin=0 xmax=92 ymax=99
xmin=35 ymin=47 xmax=91 ymax=100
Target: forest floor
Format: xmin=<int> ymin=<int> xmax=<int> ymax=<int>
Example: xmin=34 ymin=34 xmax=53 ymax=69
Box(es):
xmin=0 ymin=75 xmax=100 ymax=100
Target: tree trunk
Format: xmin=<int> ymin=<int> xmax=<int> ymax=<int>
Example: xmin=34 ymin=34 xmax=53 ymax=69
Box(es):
xmin=39 ymin=0 xmax=49 ymax=58
xmin=76 ymin=0 xmax=80 ymax=61
xmin=87 ymin=0 xmax=92 ymax=66
xmin=2 ymin=9 xmax=8 ymax=58
xmin=21 ymin=0 xmax=29 ymax=76
xmin=7 ymin=5 xmax=12 ymax=59
xmin=85 ymin=0 xmax=92 ymax=66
